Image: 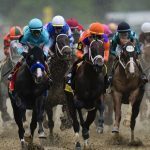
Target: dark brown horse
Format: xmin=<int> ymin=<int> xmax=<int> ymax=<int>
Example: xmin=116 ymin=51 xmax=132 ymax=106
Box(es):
xmin=8 ymin=46 xmax=51 ymax=148
xmin=65 ymin=40 xmax=106 ymax=149
xmin=111 ymin=42 xmax=145 ymax=143
xmin=45 ymin=34 xmax=72 ymax=136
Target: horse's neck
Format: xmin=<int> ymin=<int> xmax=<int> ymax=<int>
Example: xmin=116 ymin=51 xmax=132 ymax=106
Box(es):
xmin=50 ymin=57 xmax=70 ymax=81
xmin=118 ymin=63 xmax=126 ymax=76
xmin=83 ymin=62 xmax=99 ymax=76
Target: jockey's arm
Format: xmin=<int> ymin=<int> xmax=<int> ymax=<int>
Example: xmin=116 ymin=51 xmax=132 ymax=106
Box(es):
xmin=104 ymin=40 xmax=110 ymax=62
xmin=75 ymin=41 xmax=84 ymax=59
xmin=3 ymin=35 xmax=10 ymax=56
xmin=134 ymin=39 xmax=141 ymax=55
xmin=43 ymin=37 xmax=53 ymax=57
xmin=68 ymin=27 xmax=74 ymax=48
xmin=110 ymin=38 xmax=118 ymax=57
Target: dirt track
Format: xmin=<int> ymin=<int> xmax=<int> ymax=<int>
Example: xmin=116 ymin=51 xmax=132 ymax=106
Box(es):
xmin=0 ymin=100 xmax=150 ymax=150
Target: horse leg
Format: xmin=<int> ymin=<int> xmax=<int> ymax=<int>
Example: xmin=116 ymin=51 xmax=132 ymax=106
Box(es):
xmin=97 ymin=95 xmax=105 ymax=134
xmin=65 ymin=92 xmax=81 ymax=149
xmin=12 ymin=102 xmax=25 ymax=145
xmin=28 ymin=110 xmax=37 ymax=142
xmin=45 ymin=103 xmax=54 ymax=136
xmin=123 ymin=88 xmax=140 ymax=127
xmin=83 ymin=109 xmax=97 ymax=148
xmin=130 ymin=88 xmax=144 ymax=143
xmin=104 ymin=95 xmax=113 ymax=126
xmin=60 ymin=104 xmax=72 ymax=130
xmin=36 ymin=95 xmax=46 ymax=138
xmin=112 ymin=91 xmax=122 ymax=133
xmin=0 ymin=87 xmax=11 ymax=122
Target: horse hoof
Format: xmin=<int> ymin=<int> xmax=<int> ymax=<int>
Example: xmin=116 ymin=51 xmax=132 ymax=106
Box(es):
xmin=21 ymin=139 xmax=28 ymax=150
xmin=39 ymin=131 xmax=47 ymax=138
xmin=75 ymin=142 xmax=81 ymax=150
xmin=96 ymin=127 xmax=103 ymax=134
xmin=112 ymin=126 xmax=119 ymax=133
xmin=123 ymin=119 xmax=130 ymax=127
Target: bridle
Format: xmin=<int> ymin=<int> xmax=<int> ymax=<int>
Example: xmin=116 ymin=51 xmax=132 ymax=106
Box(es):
xmin=55 ymin=34 xmax=71 ymax=56
xmin=88 ymin=39 xmax=104 ymax=65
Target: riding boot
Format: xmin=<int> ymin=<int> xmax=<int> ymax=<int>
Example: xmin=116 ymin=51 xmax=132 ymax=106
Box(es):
xmin=71 ymin=58 xmax=83 ymax=91
xmin=108 ymin=57 xmax=118 ymax=86
xmin=138 ymin=62 xmax=148 ymax=84
xmin=8 ymin=57 xmax=24 ymax=91
xmin=8 ymin=57 xmax=24 ymax=81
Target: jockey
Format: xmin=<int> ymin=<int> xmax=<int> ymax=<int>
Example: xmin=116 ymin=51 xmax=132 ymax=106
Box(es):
xmin=66 ymin=18 xmax=84 ymax=56
xmin=111 ymin=22 xmax=141 ymax=56
xmin=139 ymin=22 xmax=150 ymax=49
xmin=45 ymin=15 xmax=74 ymax=53
xmin=70 ymin=22 xmax=110 ymax=91
xmin=3 ymin=26 xmax=22 ymax=57
xmin=103 ymin=24 xmax=112 ymax=37
xmin=108 ymin=22 xmax=118 ymax=39
xmin=8 ymin=18 xmax=52 ymax=91
xmin=66 ymin=18 xmax=84 ymax=35
xmin=108 ymin=21 xmax=147 ymax=84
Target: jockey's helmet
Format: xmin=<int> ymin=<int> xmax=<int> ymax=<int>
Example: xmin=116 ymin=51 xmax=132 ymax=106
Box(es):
xmin=103 ymin=24 xmax=112 ymax=36
xmin=28 ymin=18 xmax=43 ymax=38
xmin=66 ymin=18 xmax=79 ymax=29
xmin=52 ymin=15 xmax=65 ymax=27
xmin=108 ymin=22 xmax=118 ymax=33
xmin=117 ymin=22 xmax=131 ymax=33
xmin=9 ymin=26 xmax=23 ymax=40
xmin=89 ymin=22 xmax=104 ymax=35
xmin=141 ymin=22 xmax=150 ymax=33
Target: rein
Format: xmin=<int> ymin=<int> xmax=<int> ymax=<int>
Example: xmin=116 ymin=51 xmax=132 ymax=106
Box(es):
xmin=118 ymin=55 xmax=136 ymax=70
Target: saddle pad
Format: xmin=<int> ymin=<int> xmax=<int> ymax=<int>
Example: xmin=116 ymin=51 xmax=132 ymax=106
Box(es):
xmin=64 ymin=83 xmax=73 ymax=93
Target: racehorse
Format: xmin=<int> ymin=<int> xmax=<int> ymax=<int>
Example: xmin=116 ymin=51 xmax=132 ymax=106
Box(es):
xmin=0 ymin=42 xmax=21 ymax=122
xmin=65 ymin=40 xmax=106 ymax=149
xmin=8 ymin=45 xmax=51 ymax=148
xmin=111 ymin=42 xmax=145 ymax=143
xmin=139 ymin=42 xmax=150 ymax=121
xmin=45 ymin=34 xmax=72 ymax=136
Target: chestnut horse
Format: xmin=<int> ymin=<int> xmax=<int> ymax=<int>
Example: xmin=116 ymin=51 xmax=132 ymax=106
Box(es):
xmin=111 ymin=42 xmax=145 ymax=143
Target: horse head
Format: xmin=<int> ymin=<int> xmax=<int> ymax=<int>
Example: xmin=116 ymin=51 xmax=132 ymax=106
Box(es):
xmin=9 ymin=40 xmax=22 ymax=65
xmin=25 ymin=45 xmax=48 ymax=84
xmin=120 ymin=41 xmax=138 ymax=78
xmin=55 ymin=34 xmax=72 ymax=60
xmin=88 ymin=40 xmax=104 ymax=72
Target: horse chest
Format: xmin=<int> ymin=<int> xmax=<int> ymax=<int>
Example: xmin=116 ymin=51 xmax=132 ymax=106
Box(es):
xmin=76 ymin=75 xmax=103 ymax=99
xmin=114 ymin=77 xmax=140 ymax=93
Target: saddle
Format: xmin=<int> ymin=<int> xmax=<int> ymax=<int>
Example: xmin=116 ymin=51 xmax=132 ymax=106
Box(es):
xmin=64 ymin=61 xmax=83 ymax=93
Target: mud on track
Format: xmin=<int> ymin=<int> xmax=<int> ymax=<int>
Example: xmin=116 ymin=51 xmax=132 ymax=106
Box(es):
xmin=0 ymin=101 xmax=150 ymax=150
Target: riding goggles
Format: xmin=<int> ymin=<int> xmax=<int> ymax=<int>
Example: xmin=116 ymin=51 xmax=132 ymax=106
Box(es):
xmin=118 ymin=32 xmax=129 ymax=39
xmin=90 ymin=34 xmax=102 ymax=40
xmin=30 ymin=28 xmax=42 ymax=37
